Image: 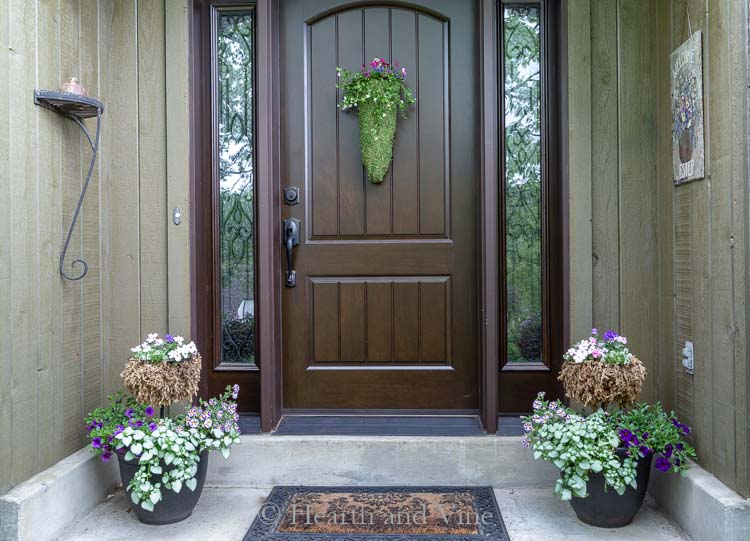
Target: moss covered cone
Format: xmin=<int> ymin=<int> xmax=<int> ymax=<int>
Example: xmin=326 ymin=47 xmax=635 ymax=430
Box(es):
xmin=358 ymin=100 xmax=397 ymax=184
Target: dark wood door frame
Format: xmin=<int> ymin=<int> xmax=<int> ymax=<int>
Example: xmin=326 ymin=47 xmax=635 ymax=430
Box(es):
xmin=478 ymin=0 xmax=500 ymax=434
xmin=189 ymin=0 xmax=568 ymax=433
xmin=190 ymin=0 xmax=283 ymax=431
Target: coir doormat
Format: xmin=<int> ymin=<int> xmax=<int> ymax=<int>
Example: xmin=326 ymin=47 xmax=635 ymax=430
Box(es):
xmin=244 ymin=486 xmax=509 ymax=540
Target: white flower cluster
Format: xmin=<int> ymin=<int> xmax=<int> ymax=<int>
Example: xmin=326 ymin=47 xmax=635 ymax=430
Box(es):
xmin=565 ymin=337 xmax=599 ymax=364
xmin=130 ymin=333 xmax=198 ymax=363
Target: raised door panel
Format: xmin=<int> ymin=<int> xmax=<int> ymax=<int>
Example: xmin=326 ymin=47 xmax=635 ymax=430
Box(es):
xmin=307 ymin=7 xmax=449 ymax=239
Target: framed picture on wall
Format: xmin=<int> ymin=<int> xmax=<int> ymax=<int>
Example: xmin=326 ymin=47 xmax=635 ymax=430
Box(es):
xmin=671 ymin=30 xmax=705 ymax=185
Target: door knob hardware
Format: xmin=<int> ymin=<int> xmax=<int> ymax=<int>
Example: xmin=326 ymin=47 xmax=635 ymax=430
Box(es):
xmin=283 ymin=218 xmax=300 ymax=287
xmin=284 ymin=187 xmax=300 ymax=206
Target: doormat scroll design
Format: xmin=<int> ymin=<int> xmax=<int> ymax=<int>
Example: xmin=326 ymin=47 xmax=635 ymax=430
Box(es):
xmin=244 ymin=486 xmax=509 ymax=540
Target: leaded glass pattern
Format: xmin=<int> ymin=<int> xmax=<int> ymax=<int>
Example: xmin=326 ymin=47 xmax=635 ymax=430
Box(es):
xmin=503 ymin=5 xmax=543 ymax=363
xmin=218 ymin=10 xmax=256 ymax=365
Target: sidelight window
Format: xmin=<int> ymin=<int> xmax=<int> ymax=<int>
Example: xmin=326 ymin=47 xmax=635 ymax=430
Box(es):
xmin=502 ymin=3 xmax=544 ymax=365
xmin=215 ymin=8 xmax=257 ymax=366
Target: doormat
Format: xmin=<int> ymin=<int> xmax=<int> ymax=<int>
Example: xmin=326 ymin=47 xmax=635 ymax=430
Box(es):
xmin=244 ymin=486 xmax=509 ymax=540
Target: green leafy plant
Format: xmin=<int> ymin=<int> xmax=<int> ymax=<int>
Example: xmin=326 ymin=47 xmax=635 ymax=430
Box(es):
xmin=85 ymin=393 xmax=152 ymax=463
xmin=337 ymin=58 xmax=415 ymax=184
xmin=611 ymin=403 xmax=696 ymax=475
xmin=522 ymin=395 xmax=638 ymax=500
xmin=111 ymin=385 xmax=241 ymax=512
xmin=522 ymin=394 xmax=696 ymax=500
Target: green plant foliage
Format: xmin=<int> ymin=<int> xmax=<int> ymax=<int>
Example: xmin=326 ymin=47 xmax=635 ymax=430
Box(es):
xmin=522 ymin=394 xmax=697 ymax=500
xmin=337 ymin=58 xmax=415 ymax=184
xmin=522 ymin=396 xmax=638 ymax=500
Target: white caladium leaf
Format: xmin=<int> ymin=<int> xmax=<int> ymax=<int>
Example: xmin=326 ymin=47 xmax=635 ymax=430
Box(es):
xmin=171 ymin=479 xmax=182 ymax=493
xmin=164 ymin=452 xmax=175 ymax=465
xmin=130 ymin=443 xmax=143 ymax=456
xmin=141 ymin=500 xmax=154 ymax=512
xmin=221 ymin=447 xmax=230 ymax=459
xmin=185 ymin=478 xmax=197 ymax=492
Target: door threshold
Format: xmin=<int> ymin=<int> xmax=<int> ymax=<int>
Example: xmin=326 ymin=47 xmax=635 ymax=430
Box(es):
xmin=274 ymin=414 xmax=485 ymax=436
xmin=281 ymin=408 xmax=480 ymax=417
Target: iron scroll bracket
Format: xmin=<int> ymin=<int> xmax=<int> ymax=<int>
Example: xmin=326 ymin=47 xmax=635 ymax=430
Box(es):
xmin=34 ymin=90 xmax=104 ymax=281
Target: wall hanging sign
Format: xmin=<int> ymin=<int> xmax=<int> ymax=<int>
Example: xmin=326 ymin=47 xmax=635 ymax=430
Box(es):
xmin=671 ymin=31 xmax=705 ymax=185
xmin=337 ymin=58 xmax=415 ymax=184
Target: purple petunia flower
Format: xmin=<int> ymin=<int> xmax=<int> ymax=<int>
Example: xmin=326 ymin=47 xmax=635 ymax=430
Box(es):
xmin=664 ymin=444 xmax=674 ymax=458
xmin=91 ymin=437 xmax=102 ymax=449
xmin=124 ymin=408 xmax=134 ymax=419
xmin=231 ymin=384 xmax=240 ymax=400
xmin=135 ymin=420 xmax=144 ymax=427
xmin=165 ymin=334 xmax=175 ymax=343
xmin=101 ymin=451 xmax=112 ymax=463
xmin=603 ymin=329 xmax=618 ymax=341
xmin=618 ymin=428 xmax=638 ymax=447
xmin=149 ymin=422 xmax=158 ymax=432
xmin=145 ymin=406 xmax=155 ymax=417
xmin=655 ymin=456 xmax=672 ymax=472
xmin=639 ymin=445 xmax=652 ymax=456
xmin=113 ymin=424 xmax=125 ymax=436
xmin=672 ymin=418 xmax=691 ymax=435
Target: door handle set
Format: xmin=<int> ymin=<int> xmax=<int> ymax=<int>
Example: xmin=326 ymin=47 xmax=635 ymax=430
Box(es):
xmin=283 ymin=218 xmax=300 ymax=287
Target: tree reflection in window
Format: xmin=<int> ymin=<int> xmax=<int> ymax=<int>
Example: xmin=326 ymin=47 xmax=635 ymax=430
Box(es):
xmin=503 ymin=5 xmax=542 ymax=363
xmin=218 ymin=10 xmax=256 ymax=365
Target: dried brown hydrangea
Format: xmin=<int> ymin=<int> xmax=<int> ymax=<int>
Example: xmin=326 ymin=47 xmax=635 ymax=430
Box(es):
xmin=120 ymin=356 xmax=201 ymax=406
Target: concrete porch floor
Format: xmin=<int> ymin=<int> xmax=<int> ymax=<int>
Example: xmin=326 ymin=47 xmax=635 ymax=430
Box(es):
xmin=56 ymin=486 xmax=689 ymax=541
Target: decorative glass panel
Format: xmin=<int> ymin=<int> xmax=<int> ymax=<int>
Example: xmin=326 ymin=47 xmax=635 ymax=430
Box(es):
xmin=218 ymin=10 xmax=256 ymax=365
xmin=503 ymin=5 xmax=543 ymax=363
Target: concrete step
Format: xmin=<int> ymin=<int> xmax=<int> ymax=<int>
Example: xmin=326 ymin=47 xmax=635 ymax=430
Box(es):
xmin=206 ymin=434 xmax=559 ymax=489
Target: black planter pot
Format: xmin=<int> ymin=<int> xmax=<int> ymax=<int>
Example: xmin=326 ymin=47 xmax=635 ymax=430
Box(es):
xmin=569 ymin=448 xmax=653 ymax=528
xmin=117 ymin=450 xmax=209 ymax=525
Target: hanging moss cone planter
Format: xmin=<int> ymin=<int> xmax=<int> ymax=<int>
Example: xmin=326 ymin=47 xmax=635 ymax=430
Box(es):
xmin=337 ymin=58 xmax=415 ymax=185
xmin=358 ymin=99 xmax=397 ymax=184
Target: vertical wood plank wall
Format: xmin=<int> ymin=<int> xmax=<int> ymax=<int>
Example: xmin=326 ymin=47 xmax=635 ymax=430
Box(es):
xmin=570 ymin=0 xmax=662 ymax=405
xmin=664 ymin=0 xmax=749 ymax=496
xmin=569 ymin=0 xmax=750 ymax=496
xmin=0 ymin=0 xmax=169 ymax=495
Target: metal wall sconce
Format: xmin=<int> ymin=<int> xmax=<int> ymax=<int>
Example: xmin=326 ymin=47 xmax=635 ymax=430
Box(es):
xmin=34 ymin=89 xmax=104 ymax=281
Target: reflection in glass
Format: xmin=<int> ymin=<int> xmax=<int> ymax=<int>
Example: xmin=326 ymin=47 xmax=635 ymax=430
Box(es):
xmin=218 ymin=10 xmax=256 ymax=365
xmin=503 ymin=6 xmax=542 ymax=363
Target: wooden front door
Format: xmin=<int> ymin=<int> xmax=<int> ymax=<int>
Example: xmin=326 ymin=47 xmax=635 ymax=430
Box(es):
xmin=280 ymin=0 xmax=478 ymax=410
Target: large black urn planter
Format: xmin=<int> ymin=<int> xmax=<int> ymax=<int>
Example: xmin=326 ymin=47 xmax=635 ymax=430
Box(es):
xmin=117 ymin=451 xmax=209 ymax=525
xmin=569 ymin=448 xmax=653 ymax=528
